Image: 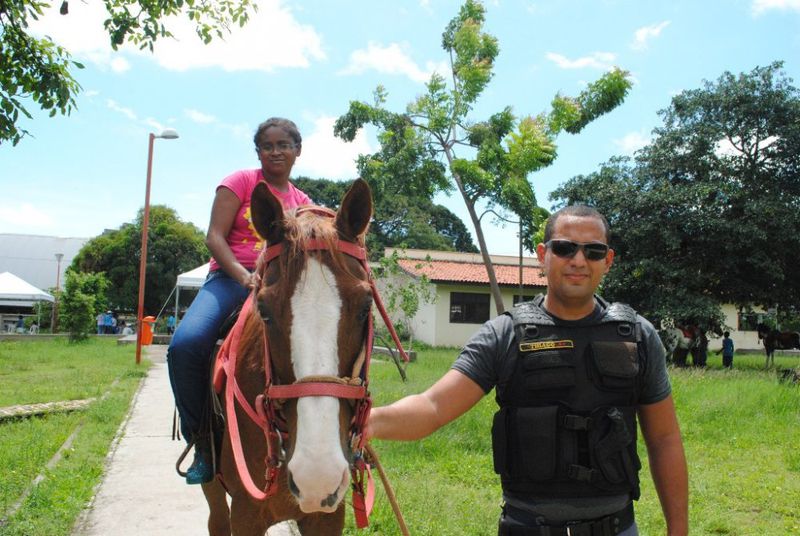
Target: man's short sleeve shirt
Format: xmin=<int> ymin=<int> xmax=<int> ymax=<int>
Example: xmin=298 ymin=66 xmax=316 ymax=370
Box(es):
xmin=451 ymin=300 xmax=671 ymax=405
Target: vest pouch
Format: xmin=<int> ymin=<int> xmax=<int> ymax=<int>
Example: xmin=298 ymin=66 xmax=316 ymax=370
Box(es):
xmin=515 ymin=406 xmax=558 ymax=481
xmin=492 ymin=407 xmax=510 ymax=475
xmin=521 ymin=349 xmax=575 ymax=391
xmin=589 ymin=341 xmax=638 ymax=391
xmin=592 ymin=407 xmax=637 ymax=487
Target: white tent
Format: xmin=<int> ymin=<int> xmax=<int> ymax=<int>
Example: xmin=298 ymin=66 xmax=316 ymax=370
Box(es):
xmin=174 ymin=263 xmax=209 ymax=319
xmin=176 ymin=263 xmax=210 ymax=289
xmin=0 ymin=271 xmax=55 ymax=307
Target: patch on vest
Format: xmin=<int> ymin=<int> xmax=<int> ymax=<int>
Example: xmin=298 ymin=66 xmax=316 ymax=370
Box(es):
xmin=519 ymin=340 xmax=574 ymax=352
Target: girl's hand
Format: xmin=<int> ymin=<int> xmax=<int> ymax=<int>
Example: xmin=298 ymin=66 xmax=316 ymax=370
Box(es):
xmin=241 ymin=271 xmax=261 ymax=290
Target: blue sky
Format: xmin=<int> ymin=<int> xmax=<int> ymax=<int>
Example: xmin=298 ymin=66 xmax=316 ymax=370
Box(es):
xmin=1 ymin=0 xmax=799 ymax=256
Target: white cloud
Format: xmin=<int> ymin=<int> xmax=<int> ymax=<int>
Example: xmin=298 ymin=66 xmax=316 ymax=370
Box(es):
xmin=752 ymin=0 xmax=800 ymax=15
xmin=339 ymin=41 xmax=447 ymax=83
xmin=28 ymin=0 xmax=325 ymax=72
xmin=545 ymin=51 xmax=616 ymax=70
xmin=715 ymin=135 xmax=778 ymax=157
xmin=107 ymin=99 xmax=137 ymax=120
xmin=143 ymin=117 xmax=167 ymax=131
xmin=293 ymin=115 xmax=372 ymax=180
xmin=0 ymin=203 xmax=54 ymax=229
xmin=148 ymin=3 xmax=325 ymax=72
xmin=106 ymin=99 xmax=176 ymax=134
xmin=613 ymin=130 xmax=651 ymax=155
xmin=631 ymin=21 xmax=670 ymax=51
xmin=185 ymin=109 xmax=217 ymax=124
xmin=110 ymin=57 xmax=130 ymax=73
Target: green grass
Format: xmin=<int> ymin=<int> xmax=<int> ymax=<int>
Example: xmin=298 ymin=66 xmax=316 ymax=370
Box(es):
xmin=0 ymin=339 xmax=146 ymax=536
xmin=342 ymin=350 xmax=800 ymax=535
xmin=0 ymin=340 xmax=797 ymax=535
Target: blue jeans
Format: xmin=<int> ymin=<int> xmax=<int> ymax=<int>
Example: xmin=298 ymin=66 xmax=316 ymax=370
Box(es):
xmin=167 ymin=270 xmax=249 ymax=440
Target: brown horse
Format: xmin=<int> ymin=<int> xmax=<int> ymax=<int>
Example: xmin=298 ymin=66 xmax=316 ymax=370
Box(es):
xmin=202 ymin=179 xmax=376 ymax=535
xmin=757 ymin=323 xmax=800 ymax=368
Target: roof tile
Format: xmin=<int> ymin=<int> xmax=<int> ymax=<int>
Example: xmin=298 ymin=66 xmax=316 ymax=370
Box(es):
xmin=397 ymin=259 xmax=547 ymax=287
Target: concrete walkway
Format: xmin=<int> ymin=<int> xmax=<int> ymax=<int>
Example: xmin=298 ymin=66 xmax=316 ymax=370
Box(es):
xmin=73 ymin=345 xmax=296 ymax=536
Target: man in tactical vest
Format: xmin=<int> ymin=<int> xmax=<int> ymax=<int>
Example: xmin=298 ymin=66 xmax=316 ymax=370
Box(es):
xmin=367 ymin=205 xmax=688 ymax=535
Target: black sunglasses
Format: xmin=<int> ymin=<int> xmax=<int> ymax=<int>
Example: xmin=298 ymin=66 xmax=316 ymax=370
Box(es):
xmin=545 ymin=239 xmax=609 ymax=261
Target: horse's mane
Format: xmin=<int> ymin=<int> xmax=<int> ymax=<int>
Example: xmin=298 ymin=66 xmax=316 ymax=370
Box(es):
xmin=237 ymin=205 xmax=368 ymax=374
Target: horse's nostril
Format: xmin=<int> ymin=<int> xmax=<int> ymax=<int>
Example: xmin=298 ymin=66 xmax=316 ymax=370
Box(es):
xmin=287 ymin=473 xmax=300 ymax=498
xmin=320 ymin=489 xmax=339 ymax=509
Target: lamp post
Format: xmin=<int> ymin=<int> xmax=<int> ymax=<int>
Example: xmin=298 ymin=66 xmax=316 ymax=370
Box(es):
xmin=479 ymin=209 xmax=525 ymax=307
xmin=136 ymin=128 xmax=179 ymax=365
xmin=52 ymin=253 xmax=64 ymax=332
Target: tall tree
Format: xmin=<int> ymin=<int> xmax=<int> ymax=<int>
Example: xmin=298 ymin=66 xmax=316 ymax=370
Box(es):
xmin=71 ymin=205 xmax=208 ymax=314
xmin=552 ymin=62 xmax=800 ymax=327
xmin=294 ymin=176 xmax=478 ymax=258
xmin=335 ymin=0 xmax=631 ymax=314
xmin=60 ymin=270 xmax=109 ymax=341
xmin=1 ymin=0 xmax=255 ymax=145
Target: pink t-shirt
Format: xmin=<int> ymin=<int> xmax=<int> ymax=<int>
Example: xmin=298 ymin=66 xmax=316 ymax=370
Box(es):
xmin=208 ymin=169 xmax=312 ymax=271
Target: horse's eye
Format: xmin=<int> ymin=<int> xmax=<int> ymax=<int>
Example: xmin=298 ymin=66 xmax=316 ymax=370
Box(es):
xmin=357 ymin=300 xmax=372 ymax=322
xmin=258 ymin=302 xmax=272 ymax=325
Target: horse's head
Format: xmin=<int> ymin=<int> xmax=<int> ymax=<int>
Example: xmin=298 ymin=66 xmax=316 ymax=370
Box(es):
xmin=249 ymin=178 xmax=373 ymax=514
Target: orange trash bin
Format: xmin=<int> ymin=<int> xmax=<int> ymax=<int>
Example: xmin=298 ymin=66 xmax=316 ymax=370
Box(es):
xmin=141 ymin=316 xmax=156 ymax=345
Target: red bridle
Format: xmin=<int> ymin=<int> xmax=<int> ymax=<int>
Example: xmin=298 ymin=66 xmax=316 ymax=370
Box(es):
xmin=217 ymin=210 xmax=409 ymax=528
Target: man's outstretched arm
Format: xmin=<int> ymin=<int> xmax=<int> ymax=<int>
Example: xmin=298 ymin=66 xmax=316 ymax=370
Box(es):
xmin=367 ymin=369 xmax=485 ymax=441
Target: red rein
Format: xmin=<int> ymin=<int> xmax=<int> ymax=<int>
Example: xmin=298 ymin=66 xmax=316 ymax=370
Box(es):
xmin=215 ymin=233 xmax=409 ymax=529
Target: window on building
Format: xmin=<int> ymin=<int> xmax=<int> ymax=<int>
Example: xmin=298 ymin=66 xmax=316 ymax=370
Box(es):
xmin=737 ymin=312 xmax=763 ymax=331
xmin=513 ymin=294 xmax=536 ymax=305
xmin=450 ymin=292 xmax=490 ymax=324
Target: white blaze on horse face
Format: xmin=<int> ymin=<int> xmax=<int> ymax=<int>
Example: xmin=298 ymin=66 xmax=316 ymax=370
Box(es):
xmin=287 ymin=257 xmax=350 ymax=513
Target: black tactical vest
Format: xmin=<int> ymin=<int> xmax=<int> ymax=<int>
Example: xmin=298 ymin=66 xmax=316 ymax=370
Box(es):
xmin=491 ymin=295 xmax=643 ymax=499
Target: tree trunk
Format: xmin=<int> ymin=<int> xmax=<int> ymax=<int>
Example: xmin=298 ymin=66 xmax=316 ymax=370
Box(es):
xmin=466 ymin=200 xmax=507 ymax=315
xmin=444 ymin=151 xmax=506 ymax=315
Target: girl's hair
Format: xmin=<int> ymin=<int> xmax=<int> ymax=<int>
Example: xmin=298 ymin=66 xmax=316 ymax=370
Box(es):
xmin=253 ymin=117 xmax=302 ymax=149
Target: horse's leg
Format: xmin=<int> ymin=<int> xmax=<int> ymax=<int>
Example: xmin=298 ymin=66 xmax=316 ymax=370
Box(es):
xmin=295 ymin=508 xmax=345 ymax=536
xmin=673 ymin=348 xmax=687 ymax=367
xmin=202 ymin=479 xmax=231 ymax=536
xmin=229 ymin=494 xmax=271 ymax=536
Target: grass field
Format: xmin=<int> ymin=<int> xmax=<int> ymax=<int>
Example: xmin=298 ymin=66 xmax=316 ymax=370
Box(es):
xmin=0 ymin=339 xmax=145 ymax=536
xmin=0 ymin=339 xmax=797 ymax=535
xmin=341 ymin=350 xmax=800 ymax=535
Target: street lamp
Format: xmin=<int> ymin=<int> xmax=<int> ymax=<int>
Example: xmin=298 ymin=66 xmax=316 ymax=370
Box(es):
xmin=136 ymin=128 xmax=179 ymax=365
xmin=52 ymin=253 xmax=64 ymax=332
xmin=479 ymin=209 xmax=525 ymax=308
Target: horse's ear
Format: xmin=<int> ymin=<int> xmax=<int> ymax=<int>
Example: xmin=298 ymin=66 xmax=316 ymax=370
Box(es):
xmin=335 ymin=178 xmax=372 ymax=240
xmin=250 ymin=181 xmax=285 ymax=244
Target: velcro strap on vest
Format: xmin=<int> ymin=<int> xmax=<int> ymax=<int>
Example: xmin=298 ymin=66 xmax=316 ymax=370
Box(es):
xmin=563 ymin=414 xmax=592 ymax=430
xmin=567 ymin=464 xmax=597 ymax=483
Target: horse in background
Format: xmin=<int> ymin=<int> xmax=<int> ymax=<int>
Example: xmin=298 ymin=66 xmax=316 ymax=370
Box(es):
xmin=659 ymin=326 xmax=694 ymax=366
xmin=659 ymin=321 xmax=720 ymax=367
xmin=757 ymin=323 xmax=800 ymax=368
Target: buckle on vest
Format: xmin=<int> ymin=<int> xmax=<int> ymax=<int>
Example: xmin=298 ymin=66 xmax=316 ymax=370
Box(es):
xmin=567 ymin=464 xmax=595 ymax=482
xmin=563 ymin=414 xmax=591 ymax=430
